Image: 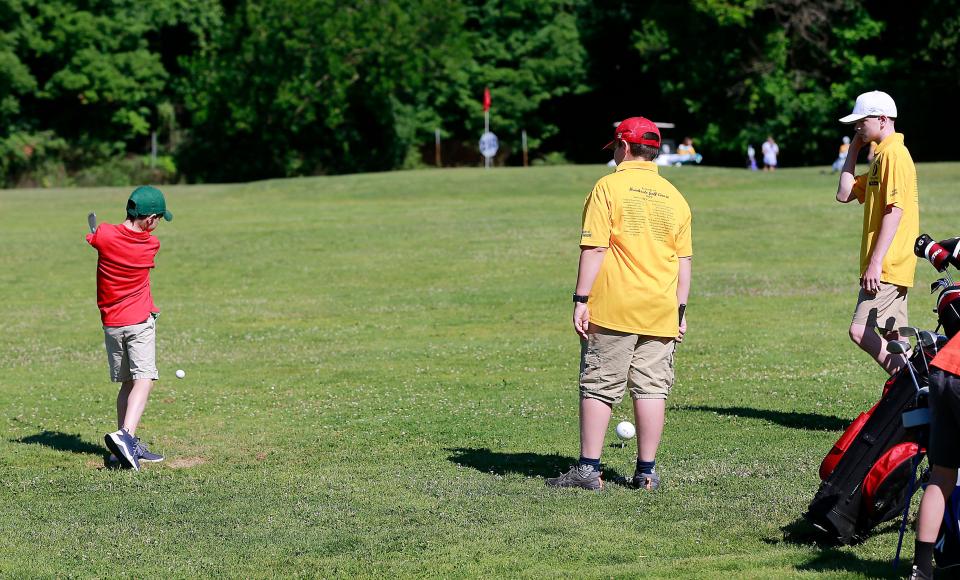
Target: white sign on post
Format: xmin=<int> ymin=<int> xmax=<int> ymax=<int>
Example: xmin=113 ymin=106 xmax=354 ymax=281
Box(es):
xmin=479 ymin=131 xmax=499 ymax=159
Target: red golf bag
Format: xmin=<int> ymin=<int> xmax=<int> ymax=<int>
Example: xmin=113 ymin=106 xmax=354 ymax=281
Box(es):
xmin=806 ymin=350 xmax=929 ymax=544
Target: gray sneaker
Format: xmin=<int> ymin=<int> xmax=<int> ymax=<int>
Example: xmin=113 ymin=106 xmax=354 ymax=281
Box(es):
xmin=134 ymin=438 xmax=164 ymax=463
xmin=632 ymin=469 xmax=660 ymax=491
xmin=104 ymin=428 xmax=140 ymax=471
xmin=546 ymin=465 xmax=603 ymax=490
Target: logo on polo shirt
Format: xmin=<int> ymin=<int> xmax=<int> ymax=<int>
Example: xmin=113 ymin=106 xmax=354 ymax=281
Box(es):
xmin=629 ymin=187 xmax=667 ymax=198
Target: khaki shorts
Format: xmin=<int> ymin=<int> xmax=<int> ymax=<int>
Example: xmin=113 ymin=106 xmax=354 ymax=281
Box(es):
xmin=852 ymin=282 xmax=908 ymax=332
xmin=579 ymin=325 xmax=676 ymax=403
xmin=103 ymin=315 xmax=158 ymax=382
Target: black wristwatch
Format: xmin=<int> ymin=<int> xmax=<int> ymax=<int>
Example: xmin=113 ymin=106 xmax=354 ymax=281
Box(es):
xmin=573 ymin=294 xmax=589 ymax=303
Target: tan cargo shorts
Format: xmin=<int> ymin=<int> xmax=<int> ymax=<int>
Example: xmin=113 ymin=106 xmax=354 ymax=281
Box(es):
xmin=852 ymin=282 xmax=908 ymax=332
xmin=579 ymin=325 xmax=676 ymax=404
xmin=103 ymin=314 xmax=158 ymax=382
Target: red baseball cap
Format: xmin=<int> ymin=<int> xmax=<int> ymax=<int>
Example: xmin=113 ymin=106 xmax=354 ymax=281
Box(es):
xmin=603 ymin=117 xmax=661 ymax=150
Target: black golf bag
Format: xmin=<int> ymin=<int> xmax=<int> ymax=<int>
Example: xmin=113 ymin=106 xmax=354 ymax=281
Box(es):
xmin=806 ymin=348 xmax=930 ymax=544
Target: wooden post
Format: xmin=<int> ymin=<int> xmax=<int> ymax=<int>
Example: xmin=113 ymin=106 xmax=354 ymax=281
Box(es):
xmin=522 ymin=130 xmax=528 ymax=167
xmin=150 ymin=131 xmax=157 ymax=168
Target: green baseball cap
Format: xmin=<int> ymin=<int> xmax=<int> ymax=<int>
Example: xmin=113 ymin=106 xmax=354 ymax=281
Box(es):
xmin=126 ymin=185 xmax=173 ymax=221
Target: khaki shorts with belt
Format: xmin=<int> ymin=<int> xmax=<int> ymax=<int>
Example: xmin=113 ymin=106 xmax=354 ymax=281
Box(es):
xmin=579 ymin=325 xmax=676 ymax=404
xmin=103 ymin=315 xmax=158 ymax=382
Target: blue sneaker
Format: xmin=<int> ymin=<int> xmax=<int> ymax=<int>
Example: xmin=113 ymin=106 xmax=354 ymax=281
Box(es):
xmin=104 ymin=428 xmax=140 ymax=471
xmin=134 ymin=438 xmax=164 ymax=463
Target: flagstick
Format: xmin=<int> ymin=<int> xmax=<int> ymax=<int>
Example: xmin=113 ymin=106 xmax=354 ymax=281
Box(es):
xmin=484 ymin=110 xmax=490 ymax=169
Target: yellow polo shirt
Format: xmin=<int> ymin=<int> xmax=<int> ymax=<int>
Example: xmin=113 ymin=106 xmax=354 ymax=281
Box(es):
xmin=580 ymin=160 xmax=692 ymax=337
xmin=851 ymin=133 xmax=919 ymax=287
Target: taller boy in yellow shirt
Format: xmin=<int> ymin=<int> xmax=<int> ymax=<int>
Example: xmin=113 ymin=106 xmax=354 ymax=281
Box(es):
xmin=836 ymin=91 xmax=919 ymax=375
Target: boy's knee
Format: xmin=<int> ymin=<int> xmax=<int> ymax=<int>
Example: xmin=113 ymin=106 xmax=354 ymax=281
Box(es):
xmin=132 ymin=377 xmax=155 ymax=389
xmin=848 ymin=324 xmax=866 ymax=344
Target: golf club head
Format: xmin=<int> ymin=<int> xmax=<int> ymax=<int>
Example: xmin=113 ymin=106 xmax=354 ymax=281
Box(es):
xmin=886 ymin=340 xmax=911 ymax=355
xmin=919 ymin=330 xmax=938 ymax=349
xmin=87 ymin=212 xmax=97 ymax=234
xmin=932 ymin=278 xmax=950 ymax=294
xmin=899 ymin=326 xmax=919 ymax=338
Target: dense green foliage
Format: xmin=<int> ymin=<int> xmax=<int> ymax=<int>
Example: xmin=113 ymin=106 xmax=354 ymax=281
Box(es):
xmin=0 ymin=0 xmax=957 ymax=184
xmin=0 ymin=0 xmax=220 ymax=185
xmin=3 ymin=164 xmax=960 ymax=576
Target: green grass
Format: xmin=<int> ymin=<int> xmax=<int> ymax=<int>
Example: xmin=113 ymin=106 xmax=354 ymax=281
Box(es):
xmin=2 ymin=163 xmax=960 ymax=578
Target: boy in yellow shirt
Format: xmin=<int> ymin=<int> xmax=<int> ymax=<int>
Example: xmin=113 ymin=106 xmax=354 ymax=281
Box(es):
xmin=835 ymin=91 xmax=919 ymax=375
xmin=547 ymin=117 xmax=692 ymax=491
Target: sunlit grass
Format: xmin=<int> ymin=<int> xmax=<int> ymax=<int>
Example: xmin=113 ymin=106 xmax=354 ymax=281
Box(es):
xmin=1 ymin=163 xmax=958 ymax=577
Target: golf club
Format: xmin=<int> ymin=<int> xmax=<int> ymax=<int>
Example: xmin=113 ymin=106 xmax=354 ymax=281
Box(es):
xmin=901 ymin=326 xmax=929 ymax=374
xmin=87 ymin=212 xmax=97 ymax=234
xmin=918 ymin=330 xmax=940 ymax=352
xmin=886 ymin=340 xmax=922 ymax=395
xmin=931 ymin=278 xmax=951 ymax=295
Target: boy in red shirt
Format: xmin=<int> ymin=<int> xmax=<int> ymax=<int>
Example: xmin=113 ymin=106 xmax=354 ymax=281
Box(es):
xmin=87 ymin=185 xmax=172 ymax=471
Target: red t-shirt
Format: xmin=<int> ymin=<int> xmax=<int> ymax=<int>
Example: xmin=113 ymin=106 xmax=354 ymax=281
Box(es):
xmin=932 ymin=333 xmax=960 ymax=375
xmin=86 ymin=223 xmax=160 ymax=326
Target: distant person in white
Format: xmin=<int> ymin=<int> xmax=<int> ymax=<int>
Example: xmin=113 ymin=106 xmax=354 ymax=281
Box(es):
xmin=747 ymin=144 xmax=757 ymax=170
xmin=762 ymin=136 xmax=779 ymax=171
xmin=832 ymin=136 xmax=851 ymax=173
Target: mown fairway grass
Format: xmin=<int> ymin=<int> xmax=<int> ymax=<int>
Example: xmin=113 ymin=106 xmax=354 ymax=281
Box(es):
xmin=2 ymin=163 xmax=960 ymax=578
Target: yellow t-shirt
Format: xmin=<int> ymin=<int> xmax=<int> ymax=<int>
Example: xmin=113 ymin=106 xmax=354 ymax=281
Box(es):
xmin=580 ymin=160 xmax=693 ymax=337
xmin=851 ymin=133 xmax=919 ymax=287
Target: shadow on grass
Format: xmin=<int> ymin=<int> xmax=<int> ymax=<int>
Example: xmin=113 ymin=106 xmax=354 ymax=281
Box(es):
xmin=13 ymin=430 xmax=104 ymax=456
xmin=797 ymin=549 xmax=903 ymax=579
xmin=773 ymin=517 xmax=851 ymax=548
xmin=769 ymin=517 xmax=905 ymax=579
xmin=446 ymin=447 xmax=631 ymax=486
xmin=447 ymin=447 xmax=572 ymax=476
xmin=683 ymin=405 xmax=849 ymax=431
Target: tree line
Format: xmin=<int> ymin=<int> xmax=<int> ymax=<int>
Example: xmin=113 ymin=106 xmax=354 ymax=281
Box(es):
xmin=1 ymin=0 xmax=957 ymax=186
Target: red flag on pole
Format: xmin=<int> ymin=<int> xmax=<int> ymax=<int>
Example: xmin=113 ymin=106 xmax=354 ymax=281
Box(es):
xmin=483 ymin=87 xmax=491 ymax=112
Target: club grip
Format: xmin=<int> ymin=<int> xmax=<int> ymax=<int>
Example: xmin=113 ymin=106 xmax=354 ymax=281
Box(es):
xmin=916 ymin=234 xmax=950 ymax=271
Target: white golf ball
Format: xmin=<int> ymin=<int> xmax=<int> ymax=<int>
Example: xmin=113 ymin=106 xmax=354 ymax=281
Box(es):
xmin=615 ymin=421 xmax=636 ymax=440
xmin=175 ymin=369 xmax=185 ymax=379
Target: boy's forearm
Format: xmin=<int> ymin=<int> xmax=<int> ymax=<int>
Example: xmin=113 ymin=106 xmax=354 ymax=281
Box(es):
xmin=677 ymin=257 xmax=692 ymax=305
xmin=836 ymin=141 xmax=862 ymax=203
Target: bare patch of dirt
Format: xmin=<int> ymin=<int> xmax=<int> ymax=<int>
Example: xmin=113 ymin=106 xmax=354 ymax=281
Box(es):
xmin=85 ymin=457 xmax=108 ymax=469
xmin=167 ymin=456 xmax=207 ymax=469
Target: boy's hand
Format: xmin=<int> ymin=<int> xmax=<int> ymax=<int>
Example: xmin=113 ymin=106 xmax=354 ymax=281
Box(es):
xmin=677 ymin=315 xmax=687 ymax=343
xmin=573 ymin=303 xmax=590 ymax=340
xmin=861 ymin=262 xmax=882 ymax=294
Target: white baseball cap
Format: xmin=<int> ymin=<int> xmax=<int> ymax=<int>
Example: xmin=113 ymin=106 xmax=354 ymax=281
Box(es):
xmin=839 ymin=90 xmax=898 ymax=124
